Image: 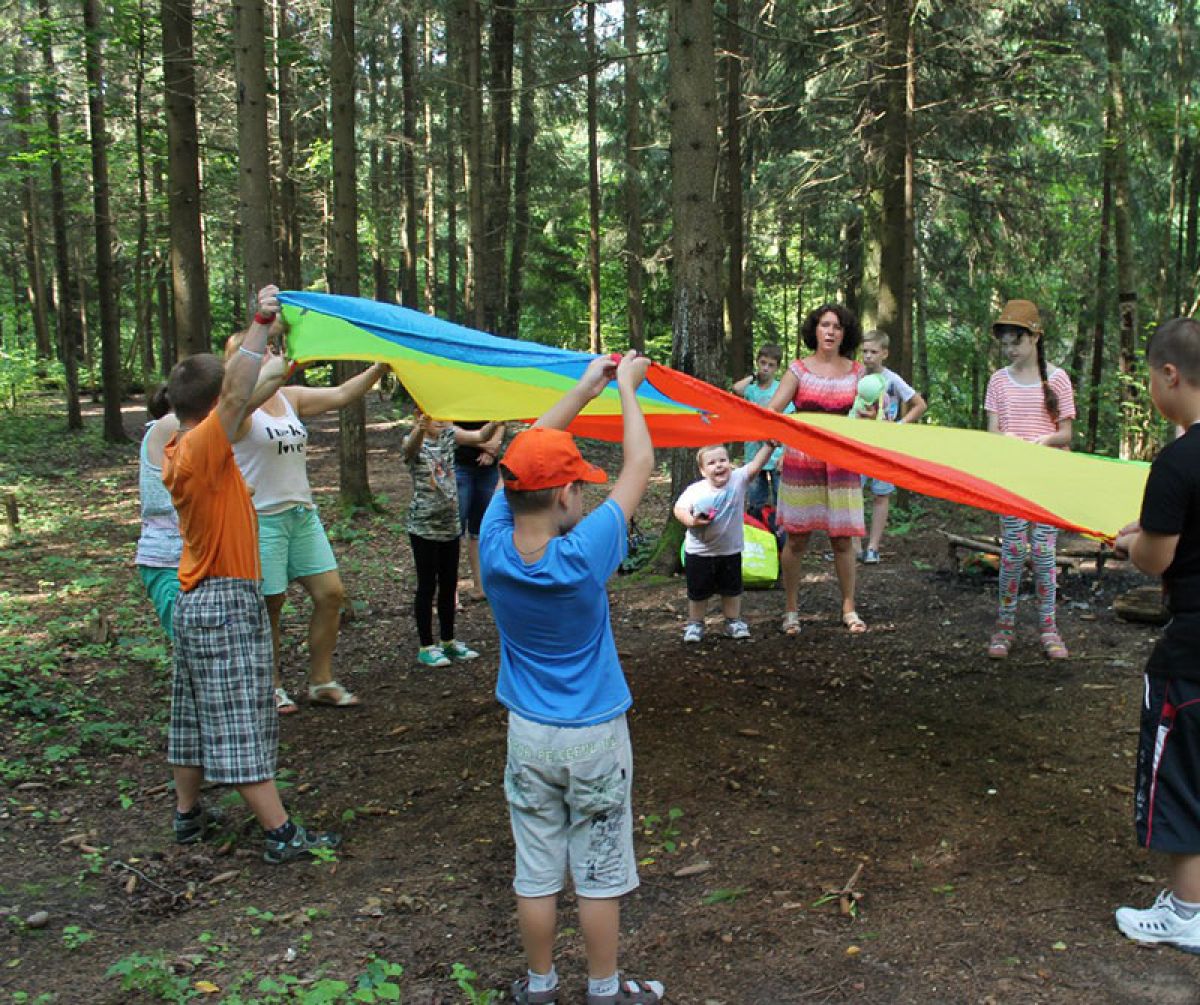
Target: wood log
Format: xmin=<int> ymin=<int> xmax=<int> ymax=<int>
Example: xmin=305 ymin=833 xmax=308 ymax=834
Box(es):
xmin=1113 ymin=585 xmax=1170 ymax=626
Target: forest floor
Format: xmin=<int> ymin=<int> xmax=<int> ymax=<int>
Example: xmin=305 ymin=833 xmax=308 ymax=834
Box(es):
xmin=1 ymin=392 xmax=1198 ymax=1005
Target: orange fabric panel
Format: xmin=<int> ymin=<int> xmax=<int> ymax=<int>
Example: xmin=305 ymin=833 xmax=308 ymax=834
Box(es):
xmin=163 ymin=411 xmax=261 ymax=592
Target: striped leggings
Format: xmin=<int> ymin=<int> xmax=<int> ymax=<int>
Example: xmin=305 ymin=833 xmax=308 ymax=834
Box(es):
xmin=997 ymin=517 xmax=1058 ymax=631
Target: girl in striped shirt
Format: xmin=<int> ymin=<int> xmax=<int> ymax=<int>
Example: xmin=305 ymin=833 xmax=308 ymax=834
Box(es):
xmin=983 ymin=299 xmax=1077 ymax=660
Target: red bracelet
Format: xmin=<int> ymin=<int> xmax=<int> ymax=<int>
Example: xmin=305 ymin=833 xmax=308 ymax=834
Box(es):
xmin=253 ymin=312 xmax=276 ymax=326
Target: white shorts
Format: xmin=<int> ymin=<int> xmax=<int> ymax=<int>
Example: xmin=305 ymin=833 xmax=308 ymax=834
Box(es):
xmin=504 ymin=712 xmax=639 ymax=899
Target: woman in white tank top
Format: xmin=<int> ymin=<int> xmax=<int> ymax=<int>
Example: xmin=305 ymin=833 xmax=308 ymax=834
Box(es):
xmin=228 ymin=332 xmax=388 ymax=712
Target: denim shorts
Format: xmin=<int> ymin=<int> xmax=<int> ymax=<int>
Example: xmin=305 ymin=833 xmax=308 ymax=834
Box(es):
xmin=504 ymin=712 xmax=639 ymax=899
xmin=861 ymin=474 xmax=896 ymax=497
xmin=257 ymin=506 xmax=337 ymax=596
xmin=456 ymin=464 xmax=501 ymax=538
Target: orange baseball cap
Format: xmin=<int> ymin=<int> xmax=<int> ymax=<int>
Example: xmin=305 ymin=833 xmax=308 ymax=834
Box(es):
xmin=500 ymin=427 xmax=607 ymax=491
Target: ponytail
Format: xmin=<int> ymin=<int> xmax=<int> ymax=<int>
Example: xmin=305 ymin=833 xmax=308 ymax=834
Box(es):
xmin=147 ymin=384 xmax=172 ymax=420
xmin=1034 ymin=338 xmax=1059 ymax=421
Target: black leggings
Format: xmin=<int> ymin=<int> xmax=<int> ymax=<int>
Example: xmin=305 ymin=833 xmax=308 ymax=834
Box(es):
xmin=410 ymin=534 xmax=460 ymax=646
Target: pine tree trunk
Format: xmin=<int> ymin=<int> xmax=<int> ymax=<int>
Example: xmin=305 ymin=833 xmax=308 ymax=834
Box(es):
xmin=275 ymin=0 xmax=302 ymax=290
xmin=667 ymin=0 xmax=724 ymax=511
xmin=330 ymin=0 xmax=370 ymax=506
xmin=133 ymin=9 xmax=155 ymax=380
xmin=12 ymin=67 xmax=53 ymax=360
xmin=423 ymin=13 xmax=438 ymax=313
xmin=876 ymin=0 xmax=910 ymax=375
xmin=586 ymin=0 xmax=601 ymax=352
xmin=1106 ymin=23 xmax=1138 ymax=460
xmin=367 ymin=46 xmax=394 ymax=303
xmin=39 ymin=0 xmax=82 ymax=428
xmin=82 ymin=0 xmax=125 ymax=441
xmin=504 ymin=5 xmax=536 ymax=339
xmin=162 ymin=0 xmax=211 ymax=357
xmin=484 ymin=0 xmax=515 ymax=334
xmin=1087 ymin=164 xmax=1113 ymax=454
xmin=455 ymin=0 xmax=485 ymax=328
xmin=399 ymin=15 xmax=420 ymax=308
xmin=234 ymin=0 xmax=275 ymax=296
xmin=623 ymin=0 xmax=645 ymax=352
xmin=723 ymin=0 xmax=747 ymax=379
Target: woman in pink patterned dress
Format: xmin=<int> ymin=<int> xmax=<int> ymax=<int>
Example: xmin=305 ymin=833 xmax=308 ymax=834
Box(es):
xmin=767 ymin=304 xmax=867 ymax=636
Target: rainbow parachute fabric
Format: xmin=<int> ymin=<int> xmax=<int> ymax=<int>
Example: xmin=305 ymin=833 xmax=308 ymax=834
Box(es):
xmin=279 ymin=291 xmax=1147 ymax=541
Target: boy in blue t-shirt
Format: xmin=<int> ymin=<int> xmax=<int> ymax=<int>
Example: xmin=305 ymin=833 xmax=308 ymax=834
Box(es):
xmin=1113 ymin=317 xmax=1200 ymax=953
xmin=479 ymin=352 xmax=663 ymax=1005
xmin=855 ymin=331 xmax=927 ymax=563
xmin=733 ymin=342 xmax=791 ymax=513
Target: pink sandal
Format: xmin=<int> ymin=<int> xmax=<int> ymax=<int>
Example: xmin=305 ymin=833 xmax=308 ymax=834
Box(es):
xmin=1040 ymin=630 xmax=1069 ymax=660
xmin=987 ymin=628 xmax=1013 ymax=659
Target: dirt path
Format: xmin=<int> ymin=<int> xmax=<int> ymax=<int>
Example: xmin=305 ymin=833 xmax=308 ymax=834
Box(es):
xmin=1 ymin=397 xmax=1197 ymax=1003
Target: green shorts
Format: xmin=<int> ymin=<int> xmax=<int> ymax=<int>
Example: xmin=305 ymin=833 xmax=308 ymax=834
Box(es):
xmin=257 ymin=506 xmax=337 ymax=597
xmin=138 ymin=565 xmax=180 ymax=640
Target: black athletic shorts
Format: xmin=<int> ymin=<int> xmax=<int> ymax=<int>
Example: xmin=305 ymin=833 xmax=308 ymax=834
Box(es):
xmin=685 ymin=552 xmax=742 ymax=602
xmin=1135 ymin=674 xmax=1200 ymax=853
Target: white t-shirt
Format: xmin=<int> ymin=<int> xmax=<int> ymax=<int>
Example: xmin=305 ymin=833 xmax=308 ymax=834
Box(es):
xmin=677 ymin=466 xmax=752 ymax=557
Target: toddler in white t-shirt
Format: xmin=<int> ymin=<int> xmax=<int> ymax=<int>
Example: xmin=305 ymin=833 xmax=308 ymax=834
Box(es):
xmin=673 ymin=442 xmax=774 ymax=643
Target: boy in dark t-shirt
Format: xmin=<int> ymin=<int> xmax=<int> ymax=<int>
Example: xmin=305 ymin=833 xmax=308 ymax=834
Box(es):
xmin=1113 ymin=317 xmax=1200 ymax=952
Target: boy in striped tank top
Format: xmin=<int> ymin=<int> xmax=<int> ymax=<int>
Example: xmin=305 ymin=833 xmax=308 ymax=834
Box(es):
xmin=983 ymin=300 xmax=1076 ymax=661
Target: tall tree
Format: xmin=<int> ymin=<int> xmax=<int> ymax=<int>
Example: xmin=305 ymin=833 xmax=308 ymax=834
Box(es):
xmin=275 ymin=0 xmax=302 ymax=290
xmin=1105 ymin=19 xmax=1137 ymax=459
xmin=162 ymin=0 xmax=211 ymax=357
xmin=586 ymin=0 xmax=601 ymax=352
xmin=722 ymin=0 xmax=747 ymax=378
xmin=504 ymin=5 xmax=536 ymax=338
xmin=82 ymin=0 xmax=126 ymax=441
xmin=11 ymin=54 xmax=53 ymax=360
xmin=233 ymin=0 xmax=276 ymax=294
xmin=37 ymin=0 xmax=82 ymax=429
xmin=330 ymin=0 xmax=371 ymax=504
xmin=399 ymin=14 xmax=420 ymax=307
xmin=484 ymin=0 xmax=515 ymax=334
xmin=622 ymin=0 xmax=645 ymax=352
xmin=667 ymin=0 xmax=724 ymax=500
xmin=423 ymin=12 xmax=438 ymax=312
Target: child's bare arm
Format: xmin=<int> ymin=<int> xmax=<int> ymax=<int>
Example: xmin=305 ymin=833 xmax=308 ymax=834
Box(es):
xmin=453 ymin=421 xmax=499 ymax=446
xmin=744 ymin=441 xmax=776 ymax=480
xmin=401 ymin=418 xmax=429 ymax=462
xmin=609 ymin=352 xmax=653 ymax=521
xmin=534 ymin=355 xmax=617 ymax=431
xmin=732 ymin=374 xmax=754 ymax=395
xmin=216 ymin=286 xmax=277 ymax=441
xmin=900 ymin=392 xmax=928 ymax=423
xmin=1116 ymin=524 xmax=1180 ymax=577
xmin=287 ymin=362 xmax=389 ymax=418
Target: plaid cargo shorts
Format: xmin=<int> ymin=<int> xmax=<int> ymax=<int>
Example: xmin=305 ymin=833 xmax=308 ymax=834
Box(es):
xmin=168 ymin=577 xmax=277 ymax=784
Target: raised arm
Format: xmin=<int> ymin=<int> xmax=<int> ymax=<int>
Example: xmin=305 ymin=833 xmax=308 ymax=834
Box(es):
xmin=453 ymin=421 xmax=500 ymax=446
xmin=402 ymin=413 xmax=432 ymax=462
xmin=286 ymin=362 xmax=390 ymax=418
xmin=533 ymin=354 xmax=618 ymax=431
xmin=608 ymin=352 xmax=654 ymax=521
xmin=743 ymin=440 xmax=776 ymax=480
xmin=215 ymin=286 xmax=277 ymax=442
xmin=732 ymin=374 xmax=754 ymax=396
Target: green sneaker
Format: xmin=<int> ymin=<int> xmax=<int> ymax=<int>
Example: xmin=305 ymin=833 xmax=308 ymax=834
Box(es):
xmin=442 ymin=639 xmax=479 ymax=662
xmin=262 ymin=824 xmax=342 ymax=864
xmin=416 ymin=644 xmax=452 ymax=667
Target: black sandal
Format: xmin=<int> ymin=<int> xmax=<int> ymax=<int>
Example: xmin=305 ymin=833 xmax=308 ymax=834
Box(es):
xmin=511 ymin=976 xmax=559 ymax=1004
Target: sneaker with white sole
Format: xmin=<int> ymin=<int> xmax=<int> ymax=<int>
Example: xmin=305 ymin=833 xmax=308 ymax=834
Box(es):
xmin=724 ymin=619 xmax=751 ymax=640
xmin=682 ymin=621 xmax=704 ymax=643
xmin=416 ymin=644 xmax=452 ymax=668
xmin=442 ymin=639 xmax=479 ymax=662
xmin=1115 ymin=890 xmax=1200 ymax=953
xmin=262 ymin=824 xmax=342 ymax=864
xmin=863 ymin=548 xmax=881 ymax=564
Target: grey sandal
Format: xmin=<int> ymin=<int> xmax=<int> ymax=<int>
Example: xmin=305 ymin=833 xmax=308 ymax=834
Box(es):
xmin=511 ymin=977 xmax=558 ymax=1004
xmin=586 ymin=976 xmax=664 ymax=1004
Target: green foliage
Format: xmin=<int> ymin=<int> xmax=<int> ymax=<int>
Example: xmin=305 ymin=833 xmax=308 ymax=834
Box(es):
xmin=449 ymin=963 xmax=498 ymax=1004
xmin=642 ymin=806 xmax=684 ymax=855
xmin=702 ymin=887 xmax=749 ymax=905
xmin=0 ymin=345 xmax=62 ymax=413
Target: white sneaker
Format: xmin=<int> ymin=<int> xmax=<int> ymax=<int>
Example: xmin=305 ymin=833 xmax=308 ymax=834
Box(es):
xmin=724 ymin=619 xmax=751 ymax=640
xmin=1115 ymin=890 xmax=1200 ymax=953
xmin=682 ymin=622 xmax=704 ymax=644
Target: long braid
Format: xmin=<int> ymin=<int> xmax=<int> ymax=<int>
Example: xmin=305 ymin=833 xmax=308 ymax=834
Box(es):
xmin=1035 ymin=336 xmax=1059 ymax=421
